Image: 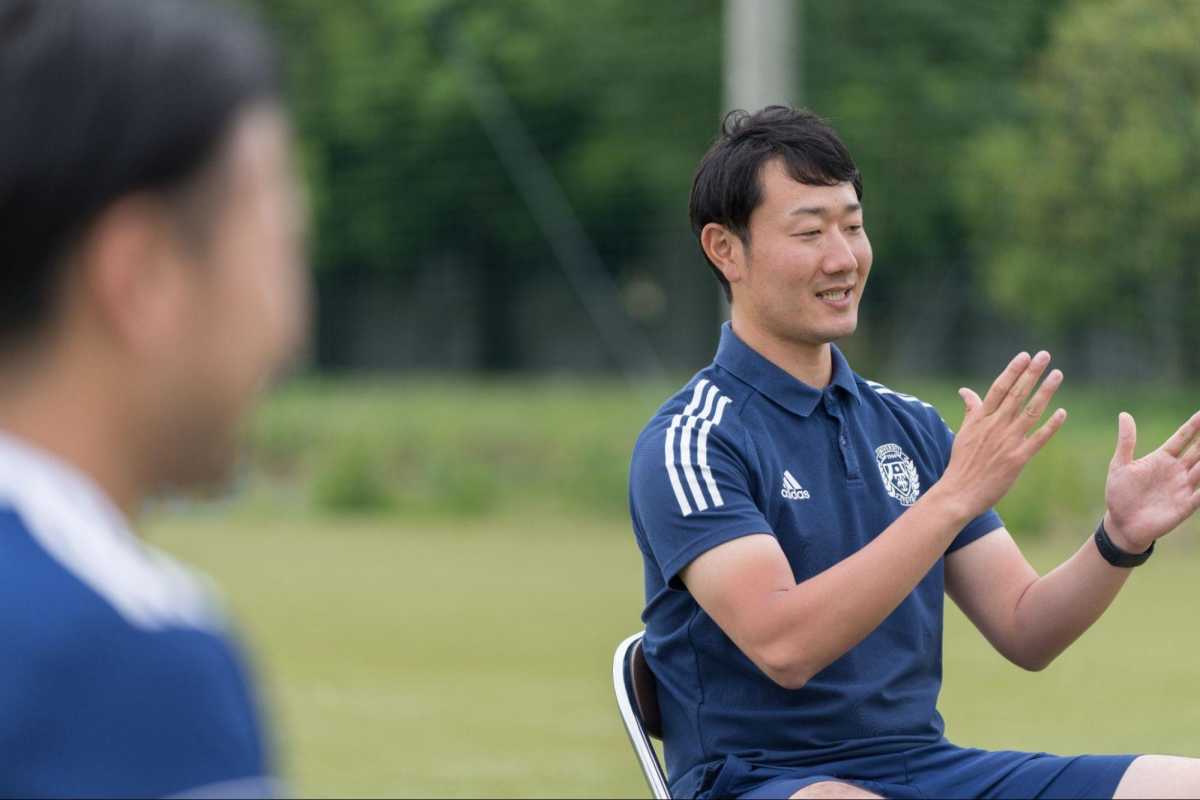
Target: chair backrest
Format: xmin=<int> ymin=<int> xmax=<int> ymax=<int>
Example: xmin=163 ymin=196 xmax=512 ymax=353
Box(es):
xmin=613 ymin=631 xmax=671 ymax=799
xmin=629 ymin=636 xmax=663 ymax=739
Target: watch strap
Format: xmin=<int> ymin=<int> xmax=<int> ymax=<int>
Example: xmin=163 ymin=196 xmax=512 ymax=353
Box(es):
xmin=1094 ymin=519 xmax=1154 ymax=568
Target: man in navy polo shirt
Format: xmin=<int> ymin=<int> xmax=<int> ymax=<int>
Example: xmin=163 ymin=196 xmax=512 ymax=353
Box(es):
xmin=629 ymin=106 xmax=1200 ymax=799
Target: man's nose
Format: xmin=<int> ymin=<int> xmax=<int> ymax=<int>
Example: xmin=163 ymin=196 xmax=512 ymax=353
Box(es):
xmin=821 ymin=231 xmax=858 ymax=274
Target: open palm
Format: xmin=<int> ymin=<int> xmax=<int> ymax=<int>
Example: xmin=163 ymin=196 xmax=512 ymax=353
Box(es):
xmin=1104 ymin=410 xmax=1200 ymax=553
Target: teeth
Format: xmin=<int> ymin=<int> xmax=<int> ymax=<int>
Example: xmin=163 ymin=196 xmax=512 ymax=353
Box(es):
xmin=820 ymin=290 xmax=849 ymax=300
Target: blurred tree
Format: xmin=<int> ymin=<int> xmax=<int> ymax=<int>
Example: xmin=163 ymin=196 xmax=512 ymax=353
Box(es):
xmin=243 ymin=0 xmax=719 ymax=370
xmin=239 ymin=0 xmax=1093 ymax=375
xmin=959 ymin=0 xmax=1200 ymax=377
xmin=804 ymin=0 xmax=1063 ymax=373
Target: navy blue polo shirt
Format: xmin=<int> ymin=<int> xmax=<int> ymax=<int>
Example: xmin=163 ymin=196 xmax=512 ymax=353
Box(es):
xmin=628 ymin=323 xmax=1003 ymax=798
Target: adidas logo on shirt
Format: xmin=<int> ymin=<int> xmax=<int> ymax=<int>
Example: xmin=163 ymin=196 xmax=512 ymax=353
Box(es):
xmin=781 ymin=470 xmax=811 ymax=501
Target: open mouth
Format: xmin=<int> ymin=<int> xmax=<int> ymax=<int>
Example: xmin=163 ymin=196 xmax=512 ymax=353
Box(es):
xmin=816 ymin=287 xmax=854 ymax=304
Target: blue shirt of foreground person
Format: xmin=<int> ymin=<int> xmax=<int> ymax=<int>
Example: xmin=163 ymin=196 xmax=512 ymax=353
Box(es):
xmin=0 ymin=0 xmax=308 ymax=796
xmin=629 ymin=106 xmax=1200 ymax=800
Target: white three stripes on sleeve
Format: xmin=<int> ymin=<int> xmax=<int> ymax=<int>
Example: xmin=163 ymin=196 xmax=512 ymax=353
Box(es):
xmin=664 ymin=380 xmax=733 ymax=517
xmin=865 ymin=380 xmax=934 ymax=409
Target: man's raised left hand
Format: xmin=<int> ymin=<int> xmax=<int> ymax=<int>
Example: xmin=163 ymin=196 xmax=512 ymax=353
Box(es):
xmin=1104 ymin=410 xmax=1200 ymax=553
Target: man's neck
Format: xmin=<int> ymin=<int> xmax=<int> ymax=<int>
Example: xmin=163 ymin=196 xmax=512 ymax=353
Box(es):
xmin=729 ymin=316 xmax=834 ymax=389
xmin=0 ymin=367 xmax=142 ymax=521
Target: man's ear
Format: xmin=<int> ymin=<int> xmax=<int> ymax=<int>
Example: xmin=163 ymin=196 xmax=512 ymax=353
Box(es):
xmin=76 ymin=196 xmax=183 ymax=355
xmin=700 ymin=223 xmax=747 ymax=289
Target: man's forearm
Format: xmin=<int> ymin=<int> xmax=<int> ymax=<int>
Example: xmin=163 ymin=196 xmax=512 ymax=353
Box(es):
xmin=1008 ymin=529 xmax=1133 ymax=670
xmin=761 ymin=483 xmax=973 ymax=686
xmin=717 ymin=351 xmax=1068 ymax=689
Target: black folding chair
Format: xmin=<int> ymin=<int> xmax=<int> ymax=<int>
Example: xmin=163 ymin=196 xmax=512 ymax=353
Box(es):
xmin=612 ymin=631 xmax=670 ymax=799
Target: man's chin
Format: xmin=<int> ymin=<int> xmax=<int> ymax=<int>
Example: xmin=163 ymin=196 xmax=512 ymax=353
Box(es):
xmin=829 ymin=322 xmax=858 ymax=342
xmin=807 ymin=315 xmax=858 ymax=344
xmin=762 ymin=309 xmax=858 ymax=347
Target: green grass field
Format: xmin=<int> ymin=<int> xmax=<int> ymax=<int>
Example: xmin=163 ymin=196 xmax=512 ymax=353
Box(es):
xmin=151 ymin=508 xmax=1200 ymax=798
xmin=148 ymin=379 xmax=1200 ymax=796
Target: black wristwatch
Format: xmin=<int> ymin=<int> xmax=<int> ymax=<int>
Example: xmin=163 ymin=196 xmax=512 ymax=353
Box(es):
xmin=1094 ymin=519 xmax=1154 ymax=568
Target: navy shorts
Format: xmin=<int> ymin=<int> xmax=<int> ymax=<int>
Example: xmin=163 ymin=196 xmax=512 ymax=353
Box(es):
xmin=700 ymin=740 xmax=1137 ymax=799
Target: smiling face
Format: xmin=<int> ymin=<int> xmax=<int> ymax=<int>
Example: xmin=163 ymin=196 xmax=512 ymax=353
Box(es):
xmin=714 ymin=158 xmax=873 ymax=348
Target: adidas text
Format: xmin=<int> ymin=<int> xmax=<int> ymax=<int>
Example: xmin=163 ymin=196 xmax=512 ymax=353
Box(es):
xmin=781 ymin=470 xmax=810 ymax=501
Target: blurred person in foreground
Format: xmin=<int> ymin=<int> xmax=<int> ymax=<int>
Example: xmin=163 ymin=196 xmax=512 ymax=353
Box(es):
xmin=629 ymin=106 xmax=1200 ymax=799
xmin=0 ymin=0 xmax=307 ymax=795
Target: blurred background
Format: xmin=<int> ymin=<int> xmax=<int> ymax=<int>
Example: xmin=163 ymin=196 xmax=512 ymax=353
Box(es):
xmin=148 ymin=0 xmax=1200 ymax=795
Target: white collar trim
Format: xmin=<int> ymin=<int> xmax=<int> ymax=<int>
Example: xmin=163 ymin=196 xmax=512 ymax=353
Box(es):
xmin=0 ymin=431 xmax=221 ymax=632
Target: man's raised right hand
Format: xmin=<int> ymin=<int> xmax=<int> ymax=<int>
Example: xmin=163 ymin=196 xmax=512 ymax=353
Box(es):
xmin=936 ymin=351 xmax=1066 ymax=521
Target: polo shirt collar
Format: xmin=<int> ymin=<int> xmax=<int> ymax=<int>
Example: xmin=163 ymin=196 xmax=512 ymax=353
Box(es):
xmin=714 ymin=322 xmax=861 ymax=417
xmin=0 ymin=430 xmax=220 ymax=631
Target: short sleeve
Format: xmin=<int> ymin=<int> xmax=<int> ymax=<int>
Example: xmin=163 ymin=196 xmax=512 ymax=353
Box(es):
xmin=934 ymin=415 xmax=1004 ymax=553
xmin=630 ymin=411 xmax=772 ymax=587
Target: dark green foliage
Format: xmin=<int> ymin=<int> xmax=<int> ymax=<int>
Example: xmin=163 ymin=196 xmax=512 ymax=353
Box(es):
xmin=241 ymin=0 xmax=721 ymax=368
xmin=960 ymin=0 xmax=1200 ymax=377
xmin=236 ymin=0 xmax=1196 ymax=377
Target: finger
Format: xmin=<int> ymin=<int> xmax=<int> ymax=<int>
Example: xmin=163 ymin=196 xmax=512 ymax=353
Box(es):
xmin=1018 ymin=368 xmax=1063 ymax=430
xmin=1188 ymin=458 xmax=1200 ymax=488
xmin=1183 ymin=439 xmax=1200 ymax=471
xmin=1000 ymin=350 xmax=1051 ymax=419
xmin=1111 ymin=412 xmax=1137 ymax=467
xmin=1019 ymin=407 xmax=1067 ymax=460
xmin=981 ymin=352 xmax=1031 ymax=414
xmin=959 ymin=387 xmax=983 ymax=419
xmin=1163 ymin=409 xmax=1200 ymax=458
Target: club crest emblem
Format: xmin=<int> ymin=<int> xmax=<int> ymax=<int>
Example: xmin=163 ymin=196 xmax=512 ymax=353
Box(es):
xmin=875 ymin=443 xmax=920 ymax=506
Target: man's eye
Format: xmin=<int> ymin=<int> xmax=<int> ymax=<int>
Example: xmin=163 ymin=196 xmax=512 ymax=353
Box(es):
xmin=794 ymin=229 xmax=821 ymax=238
xmin=846 ymin=224 xmax=863 ymax=233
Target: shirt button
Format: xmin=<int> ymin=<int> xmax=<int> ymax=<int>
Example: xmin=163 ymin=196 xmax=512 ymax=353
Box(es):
xmin=839 ymin=436 xmax=847 ymax=446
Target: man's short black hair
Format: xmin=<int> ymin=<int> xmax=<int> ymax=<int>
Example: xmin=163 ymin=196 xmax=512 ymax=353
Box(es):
xmin=689 ymin=106 xmax=863 ymax=301
xmin=0 ymin=0 xmax=279 ymax=346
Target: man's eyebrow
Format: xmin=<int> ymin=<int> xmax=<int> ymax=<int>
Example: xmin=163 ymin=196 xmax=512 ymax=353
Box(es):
xmin=788 ymin=202 xmax=862 ymax=216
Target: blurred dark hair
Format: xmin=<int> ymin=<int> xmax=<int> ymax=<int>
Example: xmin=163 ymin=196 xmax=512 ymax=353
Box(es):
xmin=0 ymin=0 xmax=279 ymax=346
xmin=689 ymin=106 xmax=863 ymax=301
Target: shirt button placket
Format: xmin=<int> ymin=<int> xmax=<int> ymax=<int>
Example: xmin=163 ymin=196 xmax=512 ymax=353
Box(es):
xmin=825 ymin=392 xmax=861 ymax=481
